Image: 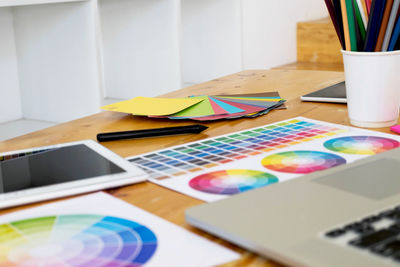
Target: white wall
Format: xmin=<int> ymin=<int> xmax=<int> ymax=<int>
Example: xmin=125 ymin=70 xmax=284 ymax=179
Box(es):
xmin=242 ymin=0 xmax=328 ymax=69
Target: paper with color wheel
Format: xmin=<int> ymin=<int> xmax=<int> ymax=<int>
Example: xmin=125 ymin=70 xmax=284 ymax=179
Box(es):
xmin=0 ymin=192 xmax=239 ymax=267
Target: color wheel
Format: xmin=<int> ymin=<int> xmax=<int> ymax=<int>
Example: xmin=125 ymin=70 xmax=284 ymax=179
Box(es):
xmin=261 ymin=150 xmax=346 ymax=174
xmin=0 ymin=214 xmax=157 ymax=267
xmin=324 ymin=136 xmax=400 ymax=155
xmin=189 ymin=169 xmax=278 ymax=195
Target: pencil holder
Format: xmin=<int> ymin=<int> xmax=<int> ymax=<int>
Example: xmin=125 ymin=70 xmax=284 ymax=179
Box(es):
xmin=342 ymin=50 xmax=400 ymax=128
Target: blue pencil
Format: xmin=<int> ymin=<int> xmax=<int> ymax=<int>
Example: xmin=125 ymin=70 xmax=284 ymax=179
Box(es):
xmin=388 ymin=15 xmax=400 ymax=50
xmin=364 ymin=0 xmax=387 ymax=51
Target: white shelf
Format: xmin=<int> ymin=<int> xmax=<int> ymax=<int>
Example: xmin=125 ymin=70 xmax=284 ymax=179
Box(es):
xmin=101 ymin=97 xmax=124 ymax=106
xmin=98 ymin=0 xmax=181 ymax=99
xmin=0 ymin=119 xmax=56 ymax=142
xmin=0 ymin=0 xmax=86 ymax=8
xmin=181 ymin=0 xmax=242 ymax=84
xmin=0 ymin=8 xmax=22 ymax=123
xmin=14 ymin=1 xmax=101 ymax=123
xmin=0 ymin=0 xmax=328 ymax=125
xmin=0 ymin=0 xmax=101 ymax=124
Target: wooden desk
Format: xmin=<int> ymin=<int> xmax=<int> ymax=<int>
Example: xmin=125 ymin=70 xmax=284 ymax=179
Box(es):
xmin=0 ymin=69 xmax=396 ymax=266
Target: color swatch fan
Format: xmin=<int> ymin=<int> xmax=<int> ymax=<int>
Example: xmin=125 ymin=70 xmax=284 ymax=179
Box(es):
xmin=102 ymin=92 xmax=285 ymax=121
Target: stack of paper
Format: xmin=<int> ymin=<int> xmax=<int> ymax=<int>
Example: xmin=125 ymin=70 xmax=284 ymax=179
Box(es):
xmin=102 ymin=92 xmax=285 ymax=121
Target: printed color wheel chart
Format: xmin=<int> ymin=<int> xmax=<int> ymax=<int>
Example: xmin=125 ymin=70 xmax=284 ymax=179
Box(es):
xmin=189 ymin=169 xmax=278 ymax=195
xmin=261 ymin=150 xmax=346 ymax=174
xmin=324 ymin=136 xmax=400 ymax=155
xmin=0 ymin=214 xmax=157 ymax=267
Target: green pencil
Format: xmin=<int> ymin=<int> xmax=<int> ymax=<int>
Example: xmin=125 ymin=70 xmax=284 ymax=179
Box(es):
xmin=346 ymin=0 xmax=358 ymax=51
xmin=353 ymin=0 xmax=366 ymax=41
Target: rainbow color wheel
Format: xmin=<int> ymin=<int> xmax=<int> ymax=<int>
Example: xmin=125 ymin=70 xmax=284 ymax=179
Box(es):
xmin=261 ymin=150 xmax=346 ymax=174
xmin=0 ymin=214 xmax=157 ymax=267
xmin=324 ymin=136 xmax=399 ymax=155
xmin=189 ymin=169 xmax=278 ymax=195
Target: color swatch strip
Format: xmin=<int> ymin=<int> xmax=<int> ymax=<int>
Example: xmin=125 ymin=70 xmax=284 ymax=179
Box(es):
xmin=0 ymin=214 xmax=157 ymax=267
xmin=128 ymin=119 xmax=347 ymax=180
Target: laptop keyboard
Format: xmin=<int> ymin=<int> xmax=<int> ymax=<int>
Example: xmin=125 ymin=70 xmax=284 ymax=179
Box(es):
xmin=325 ymin=205 xmax=400 ymax=262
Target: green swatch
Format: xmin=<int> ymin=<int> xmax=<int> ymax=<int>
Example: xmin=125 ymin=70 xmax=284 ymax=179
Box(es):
xmin=169 ymin=96 xmax=215 ymax=117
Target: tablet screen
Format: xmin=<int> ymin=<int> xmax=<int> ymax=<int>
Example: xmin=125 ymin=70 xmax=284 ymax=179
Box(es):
xmin=0 ymin=144 xmax=125 ymax=194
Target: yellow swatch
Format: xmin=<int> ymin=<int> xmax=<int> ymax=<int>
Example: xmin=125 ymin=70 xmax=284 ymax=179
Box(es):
xmin=101 ymin=97 xmax=204 ymax=116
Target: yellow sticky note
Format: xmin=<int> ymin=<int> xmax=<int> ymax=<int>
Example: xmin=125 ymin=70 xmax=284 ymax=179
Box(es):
xmin=101 ymin=97 xmax=203 ymax=116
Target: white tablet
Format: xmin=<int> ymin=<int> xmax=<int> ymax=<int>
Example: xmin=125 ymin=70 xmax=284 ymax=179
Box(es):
xmin=0 ymin=140 xmax=148 ymax=209
xmin=301 ymin=81 xmax=347 ymax=103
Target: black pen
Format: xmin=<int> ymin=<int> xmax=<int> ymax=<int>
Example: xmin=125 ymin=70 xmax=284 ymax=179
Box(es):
xmin=97 ymin=124 xmax=208 ymax=142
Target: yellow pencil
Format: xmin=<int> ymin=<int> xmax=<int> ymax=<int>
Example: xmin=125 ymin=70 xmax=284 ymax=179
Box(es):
xmin=360 ymin=0 xmax=369 ymax=22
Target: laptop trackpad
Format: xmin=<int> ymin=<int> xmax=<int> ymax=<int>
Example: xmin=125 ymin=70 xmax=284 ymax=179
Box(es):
xmin=314 ymin=158 xmax=400 ymax=200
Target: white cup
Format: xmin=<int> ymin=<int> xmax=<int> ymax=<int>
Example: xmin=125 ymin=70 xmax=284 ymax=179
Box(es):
xmin=342 ymin=50 xmax=400 ymax=128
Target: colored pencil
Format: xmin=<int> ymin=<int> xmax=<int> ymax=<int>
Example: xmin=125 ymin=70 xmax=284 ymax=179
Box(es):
xmin=388 ymin=14 xmax=400 ymax=50
xmin=365 ymin=0 xmax=372 ymax=15
xmin=326 ymin=0 xmax=400 ymax=51
xmin=395 ymin=33 xmax=400 ymax=49
xmin=346 ymin=0 xmax=358 ymax=50
xmin=382 ymin=0 xmax=400 ymax=51
xmin=375 ymin=0 xmax=394 ymax=51
xmin=333 ymin=0 xmax=346 ymax=49
xmin=341 ymin=0 xmax=352 ymax=50
xmin=325 ymin=0 xmax=345 ymax=48
xmin=364 ymin=0 xmax=387 ymax=51
xmin=353 ymin=0 xmax=365 ymax=50
xmin=397 ymin=3 xmax=400 ymax=17
xmin=356 ymin=0 xmax=368 ymax=28
xmin=360 ymin=0 xmax=369 ymax=20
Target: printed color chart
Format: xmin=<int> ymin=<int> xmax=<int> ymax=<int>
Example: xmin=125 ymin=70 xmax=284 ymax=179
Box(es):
xmin=128 ymin=117 xmax=400 ymax=202
xmin=0 ymin=214 xmax=157 ymax=267
xmin=129 ymin=118 xmax=345 ymax=179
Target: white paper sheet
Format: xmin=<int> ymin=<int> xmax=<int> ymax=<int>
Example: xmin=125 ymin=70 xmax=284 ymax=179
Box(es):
xmin=0 ymin=192 xmax=240 ymax=266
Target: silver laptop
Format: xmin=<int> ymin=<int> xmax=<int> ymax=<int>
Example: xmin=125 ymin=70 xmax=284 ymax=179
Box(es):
xmin=186 ymin=147 xmax=400 ymax=267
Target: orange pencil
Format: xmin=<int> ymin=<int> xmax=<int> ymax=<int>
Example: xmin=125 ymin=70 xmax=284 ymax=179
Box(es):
xmin=341 ymin=0 xmax=351 ymax=50
xmin=375 ymin=0 xmax=394 ymax=51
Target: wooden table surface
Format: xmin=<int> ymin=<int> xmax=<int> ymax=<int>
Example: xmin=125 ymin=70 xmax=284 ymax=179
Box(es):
xmin=0 ymin=69 xmax=396 ymax=266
